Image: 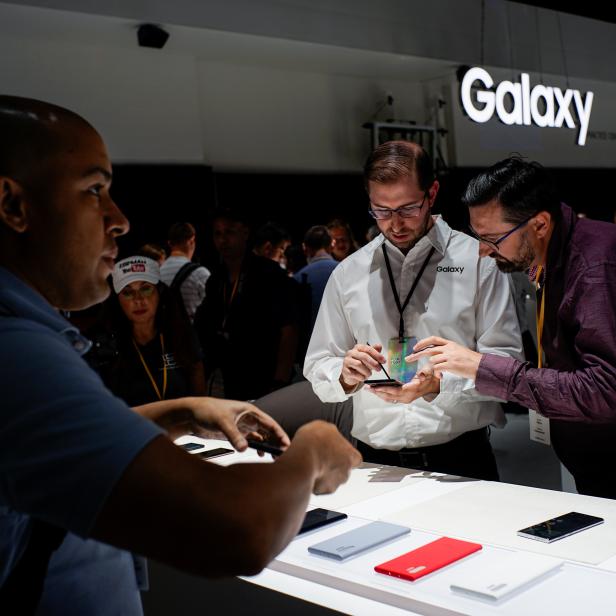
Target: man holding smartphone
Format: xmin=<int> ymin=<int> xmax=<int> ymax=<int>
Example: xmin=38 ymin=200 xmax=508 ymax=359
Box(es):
xmin=0 ymin=96 xmax=361 ymax=615
xmin=409 ymin=157 xmax=616 ymax=499
xmin=304 ymin=141 xmax=522 ymax=480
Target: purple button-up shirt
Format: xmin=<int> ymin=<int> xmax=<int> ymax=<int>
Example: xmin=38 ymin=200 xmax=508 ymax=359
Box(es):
xmin=477 ymin=203 xmax=616 ymax=422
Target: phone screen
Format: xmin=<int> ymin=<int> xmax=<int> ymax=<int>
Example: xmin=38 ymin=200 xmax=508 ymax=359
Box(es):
xmin=197 ymin=447 xmax=234 ymax=460
xmin=517 ymin=512 xmax=604 ymax=542
xmin=298 ymin=508 xmax=347 ymax=535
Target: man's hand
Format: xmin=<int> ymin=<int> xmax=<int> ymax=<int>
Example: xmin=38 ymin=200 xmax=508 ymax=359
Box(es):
xmin=406 ymin=336 xmax=483 ymax=380
xmin=339 ymin=343 xmax=386 ymax=392
xmin=291 ymin=421 xmax=362 ymax=495
xmin=366 ymin=367 xmax=440 ymax=404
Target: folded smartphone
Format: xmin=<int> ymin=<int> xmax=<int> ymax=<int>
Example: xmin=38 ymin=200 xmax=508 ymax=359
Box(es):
xmin=246 ymin=438 xmax=283 ymax=457
xmin=308 ymin=521 xmax=410 ymax=561
xmin=517 ymin=511 xmax=604 ymax=543
xmin=364 ymin=378 xmax=402 ymax=387
xmin=197 ymin=447 xmax=234 ymax=460
xmin=375 ymin=537 xmax=482 ymax=581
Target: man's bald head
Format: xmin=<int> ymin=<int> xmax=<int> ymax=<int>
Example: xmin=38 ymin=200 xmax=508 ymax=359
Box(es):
xmin=0 ymin=95 xmax=95 ymax=185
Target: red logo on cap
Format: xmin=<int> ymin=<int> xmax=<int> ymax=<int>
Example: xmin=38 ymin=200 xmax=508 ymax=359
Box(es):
xmin=131 ymin=264 xmax=146 ymax=272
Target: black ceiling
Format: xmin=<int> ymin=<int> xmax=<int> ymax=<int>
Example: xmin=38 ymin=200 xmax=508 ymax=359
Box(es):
xmin=511 ymin=1 xmax=616 ymax=26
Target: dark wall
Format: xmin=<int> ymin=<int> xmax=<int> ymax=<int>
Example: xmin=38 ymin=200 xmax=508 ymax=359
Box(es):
xmin=108 ymin=164 xmax=616 ymax=270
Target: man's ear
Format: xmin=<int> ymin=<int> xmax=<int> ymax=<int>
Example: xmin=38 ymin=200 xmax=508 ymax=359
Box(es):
xmin=0 ymin=177 xmax=29 ymax=233
xmin=533 ymin=211 xmax=552 ymax=239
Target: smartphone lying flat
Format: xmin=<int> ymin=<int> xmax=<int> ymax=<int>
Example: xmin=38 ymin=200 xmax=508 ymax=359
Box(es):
xmin=375 ymin=537 xmax=482 ymax=581
xmin=298 ymin=508 xmax=347 ymax=535
xmin=180 ymin=442 xmax=204 ymax=452
xmin=308 ymin=521 xmax=410 ymax=561
xmin=246 ymin=438 xmax=284 ymax=457
xmin=197 ymin=447 xmax=234 ymax=460
xmin=517 ymin=511 xmax=604 ymax=543
xmin=364 ymin=378 xmax=402 ymax=387
xmin=450 ymin=552 xmax=563 ymax=601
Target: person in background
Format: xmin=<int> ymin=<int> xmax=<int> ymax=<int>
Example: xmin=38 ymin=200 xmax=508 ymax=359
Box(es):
xmin=327 ymin=218 xmax=358 ymax=262
xmin=92 ymin=255 xmax=207 ymax=406
xmin=159 ymin=222 xmax=211 ymax=323
xmin=253 ymin=221 xmax=291 ymax=269
xmin=283 ymin=243 xmax=307 ymax=277
xmin=365 ymin=224 xmax=381 ymax=243
xmin=0 ymin=95 xmax=361 ymax=615
xmin=294 ymin=225 xmax=338 ymax=332
xmin=195 ymin=210 xmax=298 ymax=399
xmin=138 ymin=242 xmax=166 ymax=265
xmin=409 ymin=156 xmax=616 ymax=499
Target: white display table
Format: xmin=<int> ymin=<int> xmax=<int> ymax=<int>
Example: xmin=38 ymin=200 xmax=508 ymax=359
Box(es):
xmin=175 ymin=436 xmax=616 ymax=615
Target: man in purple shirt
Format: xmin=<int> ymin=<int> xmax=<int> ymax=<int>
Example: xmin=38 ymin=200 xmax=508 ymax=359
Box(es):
xmin=409 ymin=157 xmax=616 ymax=499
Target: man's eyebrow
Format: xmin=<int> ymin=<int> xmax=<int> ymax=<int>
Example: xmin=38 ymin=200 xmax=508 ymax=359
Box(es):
xmin=370 ymin=200 xmax=420 ymax=209
xmin=82 ymin=167 xmax=112 ymax=182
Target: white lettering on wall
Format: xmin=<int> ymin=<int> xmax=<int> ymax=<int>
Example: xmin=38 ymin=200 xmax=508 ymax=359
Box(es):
xmin=460 ymin=67 xmax=594 ymax=146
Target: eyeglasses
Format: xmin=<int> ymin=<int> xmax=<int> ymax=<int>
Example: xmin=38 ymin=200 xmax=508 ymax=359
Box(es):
xmin=119 ymin=284 xmax=156 ymax=300
xmin=467 ymin=215 xmax=534 ymax=252
xmin=369 ymin=192 xmax=428 ymax=220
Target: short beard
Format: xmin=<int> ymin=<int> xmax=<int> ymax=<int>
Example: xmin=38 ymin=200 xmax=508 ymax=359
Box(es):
xmin=493 ymin=233 xmax=535 ymax=273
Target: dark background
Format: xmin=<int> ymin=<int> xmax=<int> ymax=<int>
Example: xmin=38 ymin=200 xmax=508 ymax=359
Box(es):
xmin=111 ymin=164 xmax=616 ymax=269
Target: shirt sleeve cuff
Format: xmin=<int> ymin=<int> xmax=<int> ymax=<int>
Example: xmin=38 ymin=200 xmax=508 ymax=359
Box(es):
xmin=476 ymin=353 xmax=517 ymax=399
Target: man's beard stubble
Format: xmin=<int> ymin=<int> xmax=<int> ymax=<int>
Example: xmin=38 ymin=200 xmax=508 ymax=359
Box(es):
xmin=493 ymin=233 xmax=535 ymax=273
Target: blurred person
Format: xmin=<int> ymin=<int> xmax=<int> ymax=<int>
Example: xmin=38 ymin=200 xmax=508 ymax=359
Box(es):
xmin=0 ymin=95 xmax=361 ymax=615
xmin=89 ymin=255 xmax=206 ymax=406
xmin=294 ymin=225 xmax=338 ymax=332
xmin=253 ymin=221 xmax=291 ymax=268
xmin=195 ymin=210 xmax=299 ymax=399
xmin=283 ymin=243 xmax=307 ymax=277
xmin=327 ymin=218 xmax=358 ymax=262
xmin=305 ymin=141 xmax=522 ymax=480
xmin=159 ymin=222 xmax=211 ymax=322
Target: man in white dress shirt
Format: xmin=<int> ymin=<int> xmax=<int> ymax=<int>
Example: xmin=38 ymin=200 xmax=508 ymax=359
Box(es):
xmin=304 ymin=141 xmax=522 ymax=479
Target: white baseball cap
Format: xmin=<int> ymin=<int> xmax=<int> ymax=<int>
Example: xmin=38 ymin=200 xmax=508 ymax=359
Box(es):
xmin=112 ymin=256 xmax=160 ymax=293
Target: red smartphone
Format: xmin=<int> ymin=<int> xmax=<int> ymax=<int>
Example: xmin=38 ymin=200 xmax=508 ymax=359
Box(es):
xmin=374 ymin=537 xmax=482 ymax=581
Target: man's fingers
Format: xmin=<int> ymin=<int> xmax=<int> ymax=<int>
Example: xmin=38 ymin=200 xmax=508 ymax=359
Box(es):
xmin=413 ymin=336 xmax=448 ymax=350
xmin=347 ymin=357 xmax=373 ymax=378
xmin=354 ymin=345 xmax=385 ymax=365
xmin=406 ymin=347 xmax=442 ymax=362
xmin=217 ymin=416 xmax=248 ymax=451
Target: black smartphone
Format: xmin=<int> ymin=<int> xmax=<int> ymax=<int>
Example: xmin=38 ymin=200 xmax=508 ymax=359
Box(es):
xmin=517 ymin=511 xmax=604 ymax=543
xmin=364 ymin=378 xmax=402 ymax=387
xmin=298 ymin=508 xmax=348 ymax=535
xmin=197 ymin=447 xmax=234 ymax=460
xmin=180 ymin=442 xmax=204 ymax=452
xmin=246 ymin=438 xmax=284 ymax=457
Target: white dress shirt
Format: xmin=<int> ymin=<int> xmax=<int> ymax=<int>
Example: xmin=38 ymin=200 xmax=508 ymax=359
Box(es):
xmin=160 ymin=256 xmax=211 ymax=322
xmin=304 ymin=216 xmax=523 ymax=449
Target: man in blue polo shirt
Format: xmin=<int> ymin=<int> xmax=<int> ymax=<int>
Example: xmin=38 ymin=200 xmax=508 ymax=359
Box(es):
xmin=0 ymin=95 xmax=361 ymax=614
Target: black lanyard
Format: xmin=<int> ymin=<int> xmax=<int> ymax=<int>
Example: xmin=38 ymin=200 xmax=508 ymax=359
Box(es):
xmin=382 ymin=243 xmax=436 ymax=341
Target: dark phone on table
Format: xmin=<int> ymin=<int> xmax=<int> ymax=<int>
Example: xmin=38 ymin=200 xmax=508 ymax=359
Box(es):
xmin=180 ymin=442 xmax=203 ymax=452
xmin=517 ymin=511 xmax=604 ymax=543
xmin=298 ymin=508 xmax=348 ymax=535
xmin=197 ymin=447 xmax=234 ymax=460
xmin=246 ymin=438 xmax=284 ymax=457
xmin=364 ymin=378 xmax=402 ymax=387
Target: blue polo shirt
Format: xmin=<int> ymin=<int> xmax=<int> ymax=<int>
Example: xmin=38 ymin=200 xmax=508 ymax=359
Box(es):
xmin=0 ymin=267 xmax=163 ymax=614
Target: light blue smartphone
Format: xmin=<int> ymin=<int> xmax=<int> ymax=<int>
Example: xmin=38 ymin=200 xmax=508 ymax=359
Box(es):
xmin=307 ymin=521 xmax=410 ymax=561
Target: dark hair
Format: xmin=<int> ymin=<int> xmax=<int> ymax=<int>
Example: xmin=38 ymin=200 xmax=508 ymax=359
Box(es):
xmin=253 ymin=222 xmax=290 ymax=249
xmin=106 ymin=283 xmax=199 ymax=368
xmin=167 ymin=222 xmax=195 ymax=246
xmin=363 ymin=140 xmax=435 ymax=192
xmin=462 ymin=156 xmax=560 ymax=224
xmin=303 ymin=225 xmax=331 ymax=251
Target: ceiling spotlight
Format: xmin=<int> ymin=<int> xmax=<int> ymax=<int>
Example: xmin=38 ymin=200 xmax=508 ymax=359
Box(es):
xmin=137 ymin=24 xmax=169 ymax=49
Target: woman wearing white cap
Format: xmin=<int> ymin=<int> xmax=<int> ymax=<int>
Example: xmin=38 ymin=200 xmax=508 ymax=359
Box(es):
xmin=100 ymin=256 xmax=206 ymax=406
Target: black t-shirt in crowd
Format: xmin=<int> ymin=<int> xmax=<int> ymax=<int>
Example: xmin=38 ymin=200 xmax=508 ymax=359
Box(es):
xmin=103 ymin=334 xmax=192 ymax=407
xmin=195 ymin=253 xmax=299 ymax=400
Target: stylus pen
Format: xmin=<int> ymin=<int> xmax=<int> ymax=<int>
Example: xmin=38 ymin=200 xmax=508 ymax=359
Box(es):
xmin=367 ymin=342 xmax=393 ymax=380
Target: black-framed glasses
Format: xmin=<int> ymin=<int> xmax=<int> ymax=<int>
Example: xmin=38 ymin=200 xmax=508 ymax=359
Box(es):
xmin=467 ymin=215 xmax=534 ymax=252
xmin=369 ymin=192 xmax=428 ymax=220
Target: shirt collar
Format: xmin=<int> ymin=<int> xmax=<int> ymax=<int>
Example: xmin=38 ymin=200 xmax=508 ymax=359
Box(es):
xmin=0 ymin=266 xmax=92 ymax=356
xmin=376 ymin=215 xmax=451 ymax=261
